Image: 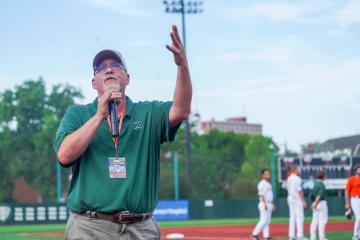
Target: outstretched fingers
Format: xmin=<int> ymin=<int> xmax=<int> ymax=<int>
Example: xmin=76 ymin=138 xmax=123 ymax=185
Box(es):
xmin=170 ymin=32 xmax=180 ymax=48
xmin=166 ymin=44 xmax=177 ymax=54
xmin=172 ymin=25 xmax=183 ymax=46
xmin=166 ymin=24 xmax=187 ymax=66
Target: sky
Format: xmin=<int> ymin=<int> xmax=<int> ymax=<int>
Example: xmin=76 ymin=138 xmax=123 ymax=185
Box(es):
xmin=0 ymin=0 xmax=359 ymax=152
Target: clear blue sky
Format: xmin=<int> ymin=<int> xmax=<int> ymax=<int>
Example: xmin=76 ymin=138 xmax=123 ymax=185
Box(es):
xmin=1 ymin=0 xmax=359 ymax=151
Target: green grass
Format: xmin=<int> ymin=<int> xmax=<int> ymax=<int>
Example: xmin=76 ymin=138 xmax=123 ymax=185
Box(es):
xmin=304 ymin=231 xmax=352 ymax=240
xmin=0 ymin=225 xmax=65 ymax=234
xmin=0 ymin=235 xmax=61 ymax=240
xmin=0 ymin=216 xmax=353 ymax=240
xmin=322 ymin=231 xmax=353 ymax=240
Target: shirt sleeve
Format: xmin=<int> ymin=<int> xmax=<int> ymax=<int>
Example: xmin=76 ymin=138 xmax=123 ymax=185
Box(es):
xmin=296 ymin=177 xmax=302 ymax=192
xmin=318 ymin=185 xmax=325 ymax=198
xmin=345 ymin=177 xmax=353 ymax=194
xmin=151 ymin=101 xmax=182 ymax=143
xmin=258 ymin=182 xmax=265 ymax=196
xmin=53 ymin=105 xmax=83 ymax=167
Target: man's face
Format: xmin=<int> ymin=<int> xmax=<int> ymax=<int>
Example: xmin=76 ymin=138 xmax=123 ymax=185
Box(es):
xmin=92 ymin=58 xmax=129 ymax=96
xmin=356 ymin=167 xmax=360 ymax=176
xmin=262 ymin=171 xmax=271 ymax=181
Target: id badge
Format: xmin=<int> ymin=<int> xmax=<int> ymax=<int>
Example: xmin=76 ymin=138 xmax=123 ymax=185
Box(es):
xmin=108 ymin=157 xmax=126 ymax=178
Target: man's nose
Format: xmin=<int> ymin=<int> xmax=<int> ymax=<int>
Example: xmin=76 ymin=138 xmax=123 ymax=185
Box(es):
xmin=105 ymin=65 xmax=114 ymax=73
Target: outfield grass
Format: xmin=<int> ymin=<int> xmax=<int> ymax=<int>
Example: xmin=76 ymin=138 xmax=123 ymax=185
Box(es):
xmin=311 ymin=231 xmax=352 ymax=240
xmin=0 ymin=216 xmax=353 ymax=240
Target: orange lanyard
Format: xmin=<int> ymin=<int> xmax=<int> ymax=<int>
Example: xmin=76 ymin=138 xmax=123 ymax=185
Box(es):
xmin=106 ymin=99 xmax=126 ymax=147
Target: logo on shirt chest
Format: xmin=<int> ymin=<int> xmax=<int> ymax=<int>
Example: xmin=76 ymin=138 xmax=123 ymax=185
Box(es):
xmin=132 ymin=121 xmax=143 ymax=130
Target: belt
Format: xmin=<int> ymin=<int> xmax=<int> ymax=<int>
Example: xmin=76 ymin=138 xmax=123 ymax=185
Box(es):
xmin=80 ymin=211 xmax=152 ymax=224
xmin=352 ymin=196 xmax=360 ymax=198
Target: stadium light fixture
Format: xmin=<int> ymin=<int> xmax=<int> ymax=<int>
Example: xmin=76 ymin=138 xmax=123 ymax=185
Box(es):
xmin=163 ymin=0 xmax=204 ymax=193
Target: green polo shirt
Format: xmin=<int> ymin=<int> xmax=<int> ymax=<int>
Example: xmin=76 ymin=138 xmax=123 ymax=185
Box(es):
xmin=53 ymin=97 xmax=180 ymax=213
xmin=311 ymin=181 xmax=326 ymax=201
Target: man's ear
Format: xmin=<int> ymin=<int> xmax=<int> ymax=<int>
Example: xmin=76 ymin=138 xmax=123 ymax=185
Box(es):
xmin=92 ymin=78 xmax=96 ymax=89
xmin=125 ymin=74 xmax=130 ymax=86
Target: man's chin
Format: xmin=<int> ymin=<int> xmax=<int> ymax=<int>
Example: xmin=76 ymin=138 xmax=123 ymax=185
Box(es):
xmin=104 ymin=81 xmax=121 ymax=91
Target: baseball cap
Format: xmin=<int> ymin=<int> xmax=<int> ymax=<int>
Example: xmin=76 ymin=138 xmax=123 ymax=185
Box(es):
xmin=93 ymin=49 xmax=127 ymax=72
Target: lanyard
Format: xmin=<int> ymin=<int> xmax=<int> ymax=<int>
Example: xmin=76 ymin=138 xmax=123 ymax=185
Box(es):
xmin=106 ymin=98 xmax=127 ymax=149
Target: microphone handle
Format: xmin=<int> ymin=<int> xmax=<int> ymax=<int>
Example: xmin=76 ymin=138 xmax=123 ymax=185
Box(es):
xmin=108 ymin=100 xmax=119 ymax=137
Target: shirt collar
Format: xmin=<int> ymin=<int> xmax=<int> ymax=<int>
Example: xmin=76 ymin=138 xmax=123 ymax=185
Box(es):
xmin=92 ymin=95 xmax=134 ymax=118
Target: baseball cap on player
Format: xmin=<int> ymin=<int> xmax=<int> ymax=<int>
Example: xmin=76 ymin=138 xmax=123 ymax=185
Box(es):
xmin=93 ymin=49 xmax=127 ymax=73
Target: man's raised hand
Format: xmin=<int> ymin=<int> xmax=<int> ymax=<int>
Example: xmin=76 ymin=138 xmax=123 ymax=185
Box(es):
xmin=166 ymin=25 xmax=188 ymax=68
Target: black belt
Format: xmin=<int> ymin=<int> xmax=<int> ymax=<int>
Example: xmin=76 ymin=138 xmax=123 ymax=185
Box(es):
xmin=80 ymin=211 xmax=152 ymax=224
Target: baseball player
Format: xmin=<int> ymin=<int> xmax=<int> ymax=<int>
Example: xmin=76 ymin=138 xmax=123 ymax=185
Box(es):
xmin=345 ymin=164 xmax=360 ymax=240
xmin=310 ymin=170 xmax=328 ymax=240
xmin=252 ymin=169 xmax=274 ymax=240
xmin=287 ymin=165 xmax=307 ymax=240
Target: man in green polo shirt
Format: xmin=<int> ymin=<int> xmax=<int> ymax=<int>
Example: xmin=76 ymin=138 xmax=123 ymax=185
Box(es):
xmin=53 ymin=25 xmax=192 ymax=239
xmin=310 ymin=170 xmax=328 ymax=240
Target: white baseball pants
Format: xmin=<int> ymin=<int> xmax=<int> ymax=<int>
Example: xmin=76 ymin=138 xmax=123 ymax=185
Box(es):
xmin=287 ymin=196 xmax=304 ymax=239
xmin=351 ymin=197 xmax=360 ymax=238
xmin=310 ymin=200 xmax=328 ymax=240
xmin=252 ymin=202 xmax=273 ymax=238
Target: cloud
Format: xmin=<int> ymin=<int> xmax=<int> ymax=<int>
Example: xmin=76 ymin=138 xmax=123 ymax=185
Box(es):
xmin=334 ymin=0 xmax=360 ymax=27
xmin=215 ymin=1 xmax=336 ymax=24
xmin=214 ymin=0 xmax=360 ymax=30
xmin=82 ymin=0 xmax=152 ymax=17
xmin=200 ymin=34 xmax=331 ymax=67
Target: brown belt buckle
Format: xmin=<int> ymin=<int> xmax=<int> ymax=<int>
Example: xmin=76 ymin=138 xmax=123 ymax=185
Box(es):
xmin=118 ymin=211 xmax=132 ymax=223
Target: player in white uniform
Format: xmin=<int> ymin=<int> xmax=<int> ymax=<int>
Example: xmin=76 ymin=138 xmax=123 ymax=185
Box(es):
xmin=252 ymin=169 xmax=275 ymax=240
xmin=310 ymin=170 xmax=328 ymax=240
xmin=287 ymin=165 xmax=307 ymax=240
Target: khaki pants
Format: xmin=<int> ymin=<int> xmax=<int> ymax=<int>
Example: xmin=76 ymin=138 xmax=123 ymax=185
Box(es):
xmin=65 ymin=212 xmax=160 ymax=240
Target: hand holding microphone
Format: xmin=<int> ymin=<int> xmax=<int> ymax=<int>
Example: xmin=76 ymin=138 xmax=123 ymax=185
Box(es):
xmin=96 ymin=84 xmax=122 ymax=137
xmin=105 ymin=84 xmax=122 ymax=137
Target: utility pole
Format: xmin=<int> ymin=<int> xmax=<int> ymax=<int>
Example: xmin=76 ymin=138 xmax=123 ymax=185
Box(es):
xmin=163 ymin=0 xmax=203 ymax=193
xmin=56 ymin=161 xmax=62 ymax=202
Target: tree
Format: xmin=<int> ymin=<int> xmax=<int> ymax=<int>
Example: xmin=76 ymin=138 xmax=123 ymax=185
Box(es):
xmin=189 ymin=130 xmax=250 ymax=198
xmin=0 ymin=78 xmax=83 ymax=202
xmin=240 ymin=135 xmax=276 ymax=178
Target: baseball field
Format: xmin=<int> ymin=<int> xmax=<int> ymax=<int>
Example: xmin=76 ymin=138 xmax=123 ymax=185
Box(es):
xmin=0 ymin=216 xmax=354 ymax=240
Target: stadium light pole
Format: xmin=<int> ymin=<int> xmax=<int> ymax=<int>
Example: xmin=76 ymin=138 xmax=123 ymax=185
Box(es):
xmin=163 ymin=0 xmax=203 ymax=193
xmin=172 ymin=151 xmax=179 ymax=200
xmin=269 ymin=143 xmax=277 ymax=199
xmin=56 ymin=161 xmax=62 ymax=202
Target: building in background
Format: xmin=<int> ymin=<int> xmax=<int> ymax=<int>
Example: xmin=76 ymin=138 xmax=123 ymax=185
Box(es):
xmin=322 ymin=135 xmax=360 ymax=157
xmin=303 ymin=134 xmax=360 ymax=157
xmin=200 ymin=116 xmax=262 ymax=135
xmin=12 ymin=179 xmax=42 ymax=203
xmin=279 ymin=134 xmax=360 ymax=190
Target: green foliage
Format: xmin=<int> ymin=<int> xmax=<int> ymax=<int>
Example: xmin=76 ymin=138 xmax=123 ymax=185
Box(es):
xmin=241 ymin=135 xmax=275 ymax=178
xmin=0 ymin=78 xmax=83 ymax=202
xmin=159 ymin=129 xmax=278 ymax=199
xmin=190 ymin=131 xmax=250 ymax=198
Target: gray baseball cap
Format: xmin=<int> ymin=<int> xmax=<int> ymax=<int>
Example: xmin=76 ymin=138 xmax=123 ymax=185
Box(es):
xmin=93 ymin=49 xmax=127 ymax=72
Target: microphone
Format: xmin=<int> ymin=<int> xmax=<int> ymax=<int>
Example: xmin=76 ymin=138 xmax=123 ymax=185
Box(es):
xmin=108 ymin=99 xmax=119 ymax=137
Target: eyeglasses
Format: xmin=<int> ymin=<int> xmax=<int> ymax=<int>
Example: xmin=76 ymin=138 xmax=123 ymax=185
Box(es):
xmin=94 ymin=63 xmax=126 ymax=74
